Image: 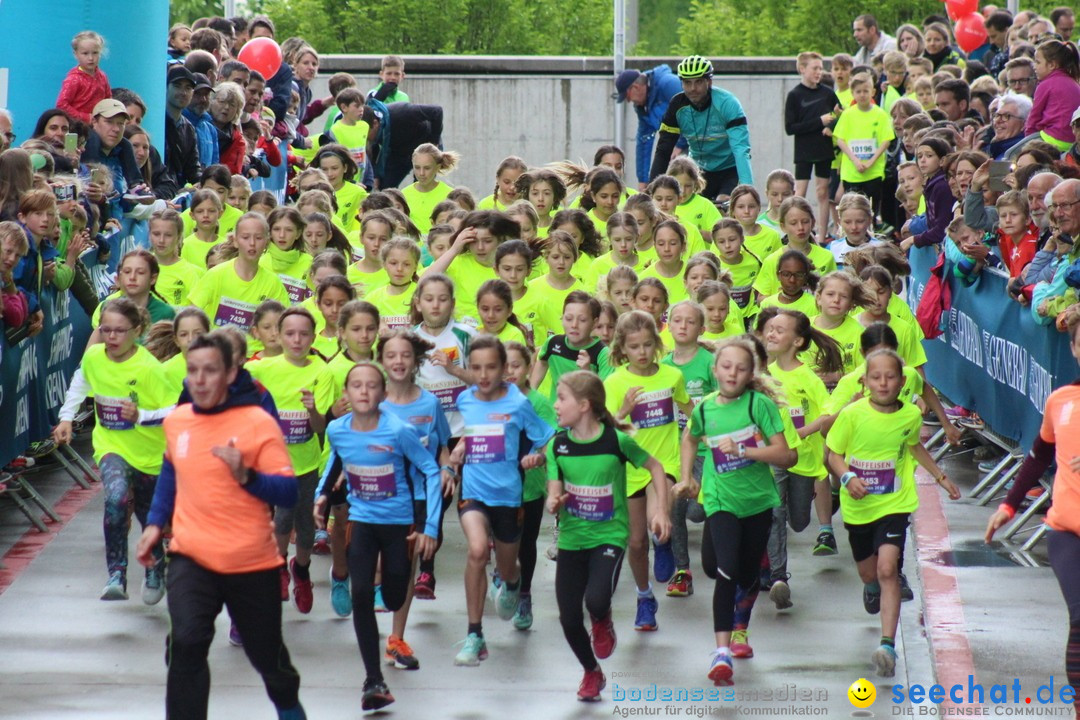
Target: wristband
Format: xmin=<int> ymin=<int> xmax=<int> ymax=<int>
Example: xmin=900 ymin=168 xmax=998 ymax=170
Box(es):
xmin=840 ymin=471 xmax=856 ymax=487
xmin=997 ymin=502 xmax=1017 ymax=521
xmin=737 ymin=444 xmax=746 ymax=458
xmin=440 ymin=465 xmax=457 ymax=478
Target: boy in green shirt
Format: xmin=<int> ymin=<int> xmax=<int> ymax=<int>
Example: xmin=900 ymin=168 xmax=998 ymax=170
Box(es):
xmin=833 ymin=74 xmax=895 ymax=221
xmin=329 ymin=88 xmax=373 ymax=183
xmin=369 ymin=55 xmax=410 ymax=104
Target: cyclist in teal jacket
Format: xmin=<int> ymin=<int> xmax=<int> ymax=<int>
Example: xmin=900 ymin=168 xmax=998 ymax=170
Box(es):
xmin=650 ymin=56 xmax=754 ymax=200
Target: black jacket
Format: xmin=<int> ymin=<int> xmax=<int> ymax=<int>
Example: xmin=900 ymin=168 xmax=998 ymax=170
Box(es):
xmin=164 ymin=112 xmax=202 ymax=187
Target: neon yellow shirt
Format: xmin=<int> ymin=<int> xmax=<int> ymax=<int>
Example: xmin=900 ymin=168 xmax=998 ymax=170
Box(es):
xmin=585 ymin=252 xmax=645 ymax=297
xmin=259 ymin=248 xmax=313 ymax=305
xmin=346 ymin=264 xmax=389 ymax=299
xmin=329 ymin=119 xmax=371 ymax=183
xmin=513 ymin=287 xmax=546 ymax=348
xmin=247 ymin=354 xmax=335 ymax=474
xmin=828 ymin=363 xmax=923 ymax=415
xmin=187 ymin=259 xmax=290 ymax=335
xmin=743 ymin=225 xmax=783 ymax=261
xmin=769 ymin=361 xmax=829 ymax=479
xmin=80 ymin=344 xmax=172 ymax=474
xmin=180 ymin=233 xmax=223 ymax=270
xmin=156 ymin=258 xmax=205 ymax=306
xmin=181 ymin=203 xmax=243 ymax=240
xmin=335 ymin=182 xmax=368 ymax=234
xmin=675 ymin=194 xmax=722 ymax=240
xmin=365 ymin=282 xmax=417 ymax=331
xmin=639 ymin=262 xmax=689 ymax=306
xmin=603 ymin=364 xmax=690 ymax=495
xmin=833 ymin=104 xmax=895 ymax=183
xmin=402 ymin=181 xmax=453 ymax=235
xmin=440 ymin=253 xmax=497 ymax=326
xmin=760 ymin=291 xmax=819 ymax=318
xmin=528 ymin=275 xmax=585 ymax=337
xmin=805 ymin=315 xmax=865 ymax=374
xmin=719 ymin=252 xmax=761 ymax=310
xmin=826 ymin=398 xmax=922 ymax=525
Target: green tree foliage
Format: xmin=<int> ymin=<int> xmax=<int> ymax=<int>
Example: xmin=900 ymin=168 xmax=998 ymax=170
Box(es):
xmin=677 ymin=0 xmax=946 ymax=57
xmin=170 ymin=0 xmax=224 ymax=25
xmin=253 ymin=0 xmax=613 ymax=55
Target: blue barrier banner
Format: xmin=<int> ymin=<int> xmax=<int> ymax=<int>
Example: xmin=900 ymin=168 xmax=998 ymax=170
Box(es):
xmin=0 ymin=286 xmax=92 ymax=466
xmin=908 ymin=246 xmax=1077 ymax=451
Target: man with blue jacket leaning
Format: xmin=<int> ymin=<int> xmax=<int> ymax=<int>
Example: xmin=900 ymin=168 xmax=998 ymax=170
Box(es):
xmin=615 ymin=65 xmax=684 ymax=190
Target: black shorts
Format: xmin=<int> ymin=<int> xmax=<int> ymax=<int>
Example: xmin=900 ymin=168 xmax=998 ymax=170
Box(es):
xmin=829 ymin=168 xmax=842 ymax=200
xmin=458 ymin=498 xmax=524 ymax=543
xmin=794 ymin=159 xmax=832 ymax=181
xmin=845 ymin=513 xmax=910 ymax=563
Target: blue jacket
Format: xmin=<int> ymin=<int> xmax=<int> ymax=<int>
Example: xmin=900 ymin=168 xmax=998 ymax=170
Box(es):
xmin=634 ymin=65 xmax=683 ymax=183
xmin=13 ymin=226 xmax=59 ymax=315
xmin=182 ymin=108 xmax=219 ymax=167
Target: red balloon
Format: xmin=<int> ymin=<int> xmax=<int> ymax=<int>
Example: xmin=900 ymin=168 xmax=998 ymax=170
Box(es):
xmin=954 ymin=12 xmax=988 ymax=53
xmin=945 ymin=0 xmax=978 ymax=22
xmin=238 ymin=37 xmax=282 ymax=79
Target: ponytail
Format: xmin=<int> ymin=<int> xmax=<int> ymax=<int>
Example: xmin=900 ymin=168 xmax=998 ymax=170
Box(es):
xmin=557 ymin=370 xmax=633 ymax=432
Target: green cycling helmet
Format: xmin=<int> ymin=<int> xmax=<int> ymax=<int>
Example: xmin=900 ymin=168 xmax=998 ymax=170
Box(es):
xmin=677 ymin=55 xmax=713 ymax=79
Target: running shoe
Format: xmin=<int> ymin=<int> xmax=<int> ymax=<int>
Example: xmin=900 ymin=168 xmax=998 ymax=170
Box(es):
xmin=26 ymin=439 xmax=56 ymax=458
xmin=495 ymin=579 xmax=520 ymax=621
xmin=512 ymin=594 xmax=533 ymax=630
xmin=228 ymin=620 xmax=243 ymax=647
xmin=652 ymin=538 xmax=676 ymax=583
xmin=312 ymin=529 xmax=330 ymax=555
xmin=957 ymin=412 xmax=985 ymax=430
xmin=872 ymin=644 xmax=897 ymax=677
xmin=142 ymin=563 xmax=165 ymax=606
xmin=863 ymin=585 xmax=881 ymax=615
xmin=545 ymin=525 xmax=559 ymax=561
xmin=384 ymin=635 xmax=420 ymax=670
xmin=666 ymin=570 xmax=694 ymax=597
xmin=708 ymin=648 xmax=734 ymax=686
xmin=414 ymin=571 xmax=436 ymax=600
xmin=768 ymin=578 xmax=792 ymax=610
xmin=280 ymin=565 xmax=290 ymax=602
xmin=453 ymin=632 xmax=489 ymax=666
xmin=360 ymin=679 xmax=395 ymax=711
xmin=330 ymin=571 xmax=351 ymax=618
xmin=634 ymin=595 xmax=659 ymax=631
xmin=812 ymin=530 xmax=838 ymax=556
xmin=374 ymin=584 xmax=388 ymax=613
xmin=100 ymin=571 xmax=127 ymax=601
xmin=944 ymin=406 xmax=973 ymax=422
xmin=290 ymin=558 xmax=313 ymax=614
xmin=577 ymin=667 xmax=606 ymax=702
xmin=977 ymin=458 xmax=1004 ymax=474
xmin=730 ymin=629 xmax=754 ymax=659
xmin=590 ymin=613 xmax=617 ymax=659
xmin=898 ymin=572 xmax=914 ymax=602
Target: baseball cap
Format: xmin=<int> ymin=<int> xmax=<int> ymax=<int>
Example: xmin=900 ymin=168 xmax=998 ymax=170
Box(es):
xmin=167 ymin=64 xmax=197 ymax=87
xmin=1071 ymin=106 xmax=1080 ymax=125
xmin=92 ymin=99 xmax=129 ymax=119
xmin=613 ymin=69 xmax=642 ymax=103
xmin=192 ymin=72 xmax=213 ymax=92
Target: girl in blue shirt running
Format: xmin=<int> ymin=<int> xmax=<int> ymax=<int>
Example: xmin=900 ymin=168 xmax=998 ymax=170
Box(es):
xmin=448 ymin=336 xmax=555 ymax=666
xmin=315 ymin=361 xmax=442 ymax=712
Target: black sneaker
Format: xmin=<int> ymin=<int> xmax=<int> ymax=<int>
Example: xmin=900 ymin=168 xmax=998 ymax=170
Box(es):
xmin=812 ymin=531 xmax=838 ymax=556
xmin=863 ymin=585 xmax=881 ymax=615
xmin=361 ymin=679 xmax=395 ymax=711
xmin=899 ymin=573 xmax=914 ymax=602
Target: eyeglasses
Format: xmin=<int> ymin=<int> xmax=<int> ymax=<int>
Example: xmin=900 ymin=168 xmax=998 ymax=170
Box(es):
xmin=99 ymin=325 xmax=135 ymax=336
xmin=1049 ymin=199 xmax=1080 ymax=214
xmin=993 ymin=112 xmax=1020 ymax=122
xmin=778 ymin=271 xmax=808 ymax=280
xmin=1007 ymin=76 xmax=1035 ymax=87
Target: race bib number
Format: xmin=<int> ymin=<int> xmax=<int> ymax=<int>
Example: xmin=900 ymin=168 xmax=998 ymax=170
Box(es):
xmin=278 ymin=409 xmax=313 ymax=444
xmin=280 ymin=275 xmax=310 ymax=304
xmin=346 ymin=463 xmax=396 ymax=500
xmin=850 ymin=139 xmax=876 ymax=161
xmin=850 ymin=458 xmax=897 ymax=495
xmin=731 ymin=285 xmax=753 ymax=308
xmin=214 ymin=296 xmax=257 ymax=331
xmin=630 ymin=389 xmax=675 ymax=429
xmin=350 ymin=147 xmax=366 ymax=168
xmin=428 ymin=381 xmax=465 ymax=414
xmin=464 ymin=424 xmax=506 ymax=464
xmin=564 ymin=481 xmax=614 ymax=521
xmin=94 ymin=395 xmax=134 ymax=431
xmin=708 ymin=425 xmax=762 ymax=474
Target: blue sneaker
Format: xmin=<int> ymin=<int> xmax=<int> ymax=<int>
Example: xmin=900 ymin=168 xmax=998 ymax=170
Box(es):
xmin=142 ymin=563 xmax=165 ymax=606
xmin=488 ymin=570 xmax=502 ymax=605
xmin=330 ymin=571 xmax=351 ymax=618
xmin=708 ymin=648 xmax=733 ymax=686
xmin=100 ymin=571 xmax=127 ymax=601
xmin=652 ymin=537 xmax=675 ymax=583
xmin=277 ymin=705 xmax=307 ymax=720
xmin=634 ymin=595 xmax=658 ymax=631
xmin=453 ymin=632 xmax=489 ymax=666
xmin=374 ymin=584 xmax=388 ymax=613
xmin=512 ymin=594 xmax=533 ymax=630
xmin=495 ymin=579 xmax=520 ymax=621
xmin=872 ymin=644 xmax=897 ymax=677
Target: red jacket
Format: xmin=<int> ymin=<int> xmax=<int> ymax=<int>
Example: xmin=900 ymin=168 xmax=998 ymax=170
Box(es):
xmin=219 ymin=126 xmax=246 ymax=175
xmin=997 ymin=221 xmax=1040 ymax=278
xmin=56 ymin=67 xmax=112 ymax=124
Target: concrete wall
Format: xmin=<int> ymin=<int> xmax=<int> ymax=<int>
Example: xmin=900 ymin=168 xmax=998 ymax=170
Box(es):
xmin=309 ymin=65 xmax=802 ymax=194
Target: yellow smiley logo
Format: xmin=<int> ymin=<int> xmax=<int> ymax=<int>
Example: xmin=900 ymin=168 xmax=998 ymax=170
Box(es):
xmin=848 ymin=677 xmax=876 ymax=708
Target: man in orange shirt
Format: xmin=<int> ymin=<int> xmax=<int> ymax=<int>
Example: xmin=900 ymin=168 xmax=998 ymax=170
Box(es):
xmin=137 ymin=332 xmax=307 ymax=720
